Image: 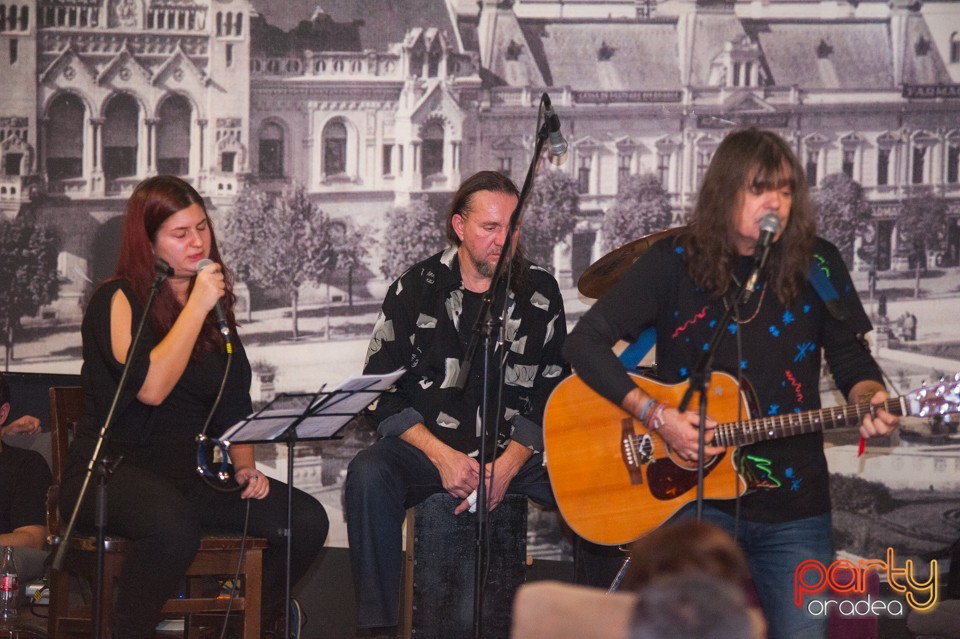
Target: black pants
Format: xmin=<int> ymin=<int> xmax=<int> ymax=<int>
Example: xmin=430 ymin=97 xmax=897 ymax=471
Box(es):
xmin=61 ymin=463 xmax=329 ymax=639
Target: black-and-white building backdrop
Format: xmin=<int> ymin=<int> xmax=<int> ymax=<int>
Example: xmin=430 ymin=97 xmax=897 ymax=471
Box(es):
xmin=1 ymin=0 xmax=959 ymax=576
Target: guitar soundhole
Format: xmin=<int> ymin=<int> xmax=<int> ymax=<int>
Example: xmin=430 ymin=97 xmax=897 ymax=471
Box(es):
xmin=647 ymin=451 xmax=726 ymax=500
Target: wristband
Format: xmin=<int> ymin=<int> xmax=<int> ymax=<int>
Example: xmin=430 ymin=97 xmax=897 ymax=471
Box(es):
xmin=647 ymin=402 xmax=667 ymax=432
xmin=638 ymin=398 xmax=655 ymax=423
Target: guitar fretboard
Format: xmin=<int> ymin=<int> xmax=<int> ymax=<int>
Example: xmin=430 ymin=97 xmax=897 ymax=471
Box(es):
xmin=713 ymin=397 xmax=907 ymax=448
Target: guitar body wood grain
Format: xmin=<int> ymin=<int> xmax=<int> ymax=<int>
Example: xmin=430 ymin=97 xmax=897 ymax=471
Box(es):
xmin=543 ymin=372 xmax=749 ymax=545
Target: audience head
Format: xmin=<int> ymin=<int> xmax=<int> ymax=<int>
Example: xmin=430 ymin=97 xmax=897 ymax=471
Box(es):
xmin=629 ymin=572 xmax=758 ymax=639
xmin=621 ymin=520 xmax=750 ymax=592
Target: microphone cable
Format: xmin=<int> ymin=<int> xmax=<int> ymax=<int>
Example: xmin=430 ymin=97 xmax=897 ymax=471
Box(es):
xmin=216 ymin=497 xmax=253 ymax=639
xmin=196 ymin=335 xmax=241 ymax=493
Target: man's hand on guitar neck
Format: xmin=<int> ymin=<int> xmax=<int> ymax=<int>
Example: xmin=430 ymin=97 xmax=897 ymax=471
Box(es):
xmin=849 ymin=382 xmax=900 ymax=439
xmin=622 ymin=387 xmax=724 ymax=462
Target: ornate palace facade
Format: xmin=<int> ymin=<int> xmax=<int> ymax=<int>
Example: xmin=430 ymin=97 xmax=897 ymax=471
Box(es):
xmin=1 ymin=0 xmax=958 ymax=319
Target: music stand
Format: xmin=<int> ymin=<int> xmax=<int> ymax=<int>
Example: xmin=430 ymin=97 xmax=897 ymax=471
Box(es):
xmin=217 ymin=368 xmax=405 ymax=638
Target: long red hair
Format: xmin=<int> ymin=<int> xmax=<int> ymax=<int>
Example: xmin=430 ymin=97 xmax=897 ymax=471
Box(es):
xmin=113 ymin=175 xmax=237 ymax=354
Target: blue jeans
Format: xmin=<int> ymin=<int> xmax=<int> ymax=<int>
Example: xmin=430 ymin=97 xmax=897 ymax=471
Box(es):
xmin=677 ymin=503 xmax=833 ymax=639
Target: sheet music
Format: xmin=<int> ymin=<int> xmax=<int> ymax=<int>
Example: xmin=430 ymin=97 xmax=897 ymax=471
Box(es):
xmin=220 ymin=368 xmax=406 ymax=443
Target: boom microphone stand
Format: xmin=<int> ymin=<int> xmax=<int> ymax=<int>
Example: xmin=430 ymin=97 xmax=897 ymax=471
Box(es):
xmin=53 ymin=258 xmax=173 ymax=639
xmin=455 ymin=93 xmax=555 ymax=639
xmin=677 ymin=230 xmax=777 ymax=521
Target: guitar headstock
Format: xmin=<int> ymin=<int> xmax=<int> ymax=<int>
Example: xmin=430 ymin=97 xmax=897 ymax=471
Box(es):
xmin=904 ymin=374 xmax=960 ymax=423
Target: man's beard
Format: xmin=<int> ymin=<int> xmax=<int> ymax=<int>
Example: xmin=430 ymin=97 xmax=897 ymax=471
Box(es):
xmin=473 ymin=254 xmax=496 ymax=278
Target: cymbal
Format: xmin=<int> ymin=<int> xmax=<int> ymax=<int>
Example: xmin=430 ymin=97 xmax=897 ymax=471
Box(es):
xmin=577 ymin=227 xmax=684 ymax=298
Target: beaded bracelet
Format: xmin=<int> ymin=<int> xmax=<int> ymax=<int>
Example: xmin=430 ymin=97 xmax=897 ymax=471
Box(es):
xmin=647 ymin=402 xmax=667 ymax=432
xmin=638 ymin=398 xmax=656 ymax=423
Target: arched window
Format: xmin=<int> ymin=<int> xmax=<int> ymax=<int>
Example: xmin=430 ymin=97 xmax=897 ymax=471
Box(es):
xmin=577 ymin=155 xmax=590 ymax=194
xmin=409 ymin=45 xmax=424 ymax=78
xmin=877 ymin=147 xmax=890 ymax=186
xmin=951 ymin=32 xmax=960 ymax=64
xmin=657 ymin=151 xmax=670 ymax=190
xmin=420 ymin=121 xmax=444 ymax=176
xmin=102 ymin=93 xmax=140 ymax=181
xmin=323 ymin=120 xmax=347 ymax=176
xmin=806 ymin=151 xmax=818 ymax=187
xmin=47 ymin=93 xmax=85 ymax=180
xmin=259 ymin=122 xmax=285 ymax=178
xmin=157 ymin=95 xmax=191 ymax=175
xmin=947 ymin=134 xmax=960 ymax=184
xmin=912 ymin=146 xmax=926 ymax=184
xmin=802 ymin=134 xmax=828 ymax=188
xmin=427 ymin=39 xmax=442 ymax=78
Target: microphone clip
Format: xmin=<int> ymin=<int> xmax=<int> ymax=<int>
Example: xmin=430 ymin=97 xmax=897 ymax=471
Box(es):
xmin=540 ymin=93 xmax=568 ymax=166
xmin=152 ymin=258 xmax=174 ymax=289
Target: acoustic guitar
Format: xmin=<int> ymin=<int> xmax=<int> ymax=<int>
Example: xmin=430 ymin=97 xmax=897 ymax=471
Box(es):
xmin=543 ymin=371 xmax=960 ymax=546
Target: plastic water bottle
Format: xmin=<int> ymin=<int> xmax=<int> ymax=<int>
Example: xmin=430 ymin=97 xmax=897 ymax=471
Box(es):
xmin=0 ymin=546 xmax=18 ymax=622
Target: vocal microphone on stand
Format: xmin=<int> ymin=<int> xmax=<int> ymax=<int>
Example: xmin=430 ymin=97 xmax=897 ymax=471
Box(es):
xmin=739 ymin=212 xmax=781 ymax=305
xmin=541 ymin=93 xmax=568 ymax=166
xmin=196 ymin=258 xmax=233 ymax=350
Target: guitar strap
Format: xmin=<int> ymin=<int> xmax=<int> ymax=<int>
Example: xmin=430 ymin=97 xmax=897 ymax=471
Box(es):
xmin=618 ymin=327 xmax=656 ymax=369
xmin=807 ymin=259 xmax=849 ymax=322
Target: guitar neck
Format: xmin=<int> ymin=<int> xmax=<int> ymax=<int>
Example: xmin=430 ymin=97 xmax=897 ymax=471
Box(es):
xmin=713 ymin=396 xmax=906 ymax=448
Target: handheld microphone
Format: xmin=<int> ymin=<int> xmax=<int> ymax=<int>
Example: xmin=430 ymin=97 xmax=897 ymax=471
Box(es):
xmin=542 ymin=93 xmax=568 ymax=166
xmin=740 ymin=212 xmax=781 ymax=304
xmin=196 ymin=258 xmax=231 ymax=345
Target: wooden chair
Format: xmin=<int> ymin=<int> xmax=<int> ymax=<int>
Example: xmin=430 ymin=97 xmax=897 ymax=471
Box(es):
xmin=46 ymin=386 xmax=268 ymax=639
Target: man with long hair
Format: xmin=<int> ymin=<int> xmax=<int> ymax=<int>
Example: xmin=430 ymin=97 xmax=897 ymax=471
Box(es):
xmin=564 ymin=128 xmax=898 ymax=638
xmin=346 ymin=171 xmax=568 ymax=638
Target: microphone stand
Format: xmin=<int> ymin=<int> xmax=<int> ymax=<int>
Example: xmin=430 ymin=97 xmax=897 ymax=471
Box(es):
xmin=455 ymin=96 xmax=553 ymax=639
xmin=53 ymin=259 xmax=173 ymax=639
xmin=677 ymin=256 xmax=766 ymax=521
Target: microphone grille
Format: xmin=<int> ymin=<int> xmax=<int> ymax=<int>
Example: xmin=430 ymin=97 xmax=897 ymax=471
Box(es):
xmin=759 ymin=212 xmax=781 ymax=234
xmin=196 ymin=258 xmax=214 ymax=273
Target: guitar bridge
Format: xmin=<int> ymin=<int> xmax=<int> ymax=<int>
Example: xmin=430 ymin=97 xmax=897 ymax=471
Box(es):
xmin=620 ymin=417 xmax=652 ymax=485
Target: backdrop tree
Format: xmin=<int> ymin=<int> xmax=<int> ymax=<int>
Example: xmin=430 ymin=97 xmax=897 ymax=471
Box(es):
xmin=813 ymin=173 xmax=873 ymax=267
xmin=326 ymin=219 xmax=371 ymax=308
xmin=601 ymin=173 xmax=673 ymax=251
xmin=0 ymin=216 xmax=60 ymax=370
xmin=222 ymin=183 xmax=341 ymax=339
xmin=898 ymin=189 xmax=948 ymax=298
xmin=520 ymin=168 xmax=579 ymax=268
xmin=380 ymin=197 xmax=446 ymax=281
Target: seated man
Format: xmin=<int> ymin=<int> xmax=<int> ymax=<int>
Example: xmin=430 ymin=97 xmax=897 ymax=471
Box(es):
xmin=0 ymin=372 xmax=52 ymax=599
xmin=345 ymin=171 xmax=568 ymax=638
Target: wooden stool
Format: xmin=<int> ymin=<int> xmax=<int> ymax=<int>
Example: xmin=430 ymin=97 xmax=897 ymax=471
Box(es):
xmin=403 ymin=493 xmax=528 ymax=639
